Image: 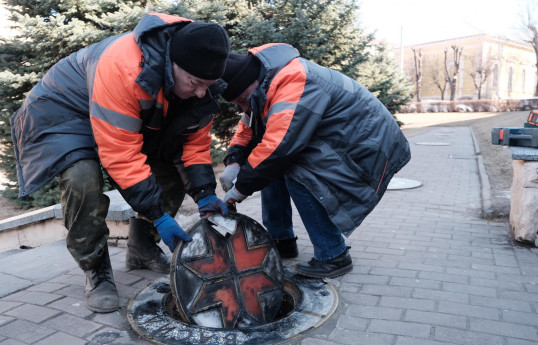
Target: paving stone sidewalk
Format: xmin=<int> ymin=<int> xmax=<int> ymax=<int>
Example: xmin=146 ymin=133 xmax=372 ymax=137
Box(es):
xmin=1 ymin=126 xmax=538 ymax=345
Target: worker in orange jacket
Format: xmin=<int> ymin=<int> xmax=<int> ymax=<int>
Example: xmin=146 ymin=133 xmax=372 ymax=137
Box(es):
xmin=10 ymin=13 xmax=230 ymax=313
xmin=219 ymin=44 xmax=411 ymax=278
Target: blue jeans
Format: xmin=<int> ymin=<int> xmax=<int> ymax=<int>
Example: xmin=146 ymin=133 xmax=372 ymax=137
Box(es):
xmin=261 ymin=176 xmax=346 ymax=261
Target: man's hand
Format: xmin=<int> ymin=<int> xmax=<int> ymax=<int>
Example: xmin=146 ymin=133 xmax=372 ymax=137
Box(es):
xmin=197 ymin=195 xmax=229 ymax=216
xmin=223 ymin=186 xmax=247 ymax=206
xmin=154 ymin=213 xmax=192 ymax=252
xmin=219 ymin=164 xmax=240 ymax=192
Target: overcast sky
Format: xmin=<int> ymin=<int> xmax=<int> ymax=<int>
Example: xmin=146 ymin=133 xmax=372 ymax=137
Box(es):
xmin=0 ymin=1 xmax=14 ymax=39
xmin=358 ymin=0 xmax=530 ymax=46
xmin=0 ymin=1 xmax=532 ymax=44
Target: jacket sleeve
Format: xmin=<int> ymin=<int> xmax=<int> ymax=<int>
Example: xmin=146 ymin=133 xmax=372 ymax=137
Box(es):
xmin=90 ymin=48 xmax=165 ymax=220
xmin=174 ymin=120 xmax=217 ymax=202
xmin=235 ymin=60 xmax=331 ymax=196
xmin=223 ymin=116 xmax=253 ymax=166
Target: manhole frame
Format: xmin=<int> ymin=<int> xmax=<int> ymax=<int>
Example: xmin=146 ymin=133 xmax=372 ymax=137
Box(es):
xmin=387 ymin=177 xmax=422 ymax=190
xmin=127 ymin=269 xmax=338 ymax=345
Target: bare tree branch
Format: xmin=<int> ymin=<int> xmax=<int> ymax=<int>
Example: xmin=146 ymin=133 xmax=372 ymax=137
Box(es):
xmin=426 ymin=55 xmax=447 ymax=100
xmin=468 ymin=50 xmax=495 ymax=99
xmin=517 ymin=0 xmax=538 ymax=96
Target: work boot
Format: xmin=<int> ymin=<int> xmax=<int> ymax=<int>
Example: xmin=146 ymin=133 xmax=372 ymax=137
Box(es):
xmin=295 ymin=246 xmax=352 ymax=278
xmin=274 ymin=237 xmax=298 ymax=258
xmin=126 ymin=218 xmax=170 ymax=274
xmin=84 ymin=247 xmax=119 ymax=313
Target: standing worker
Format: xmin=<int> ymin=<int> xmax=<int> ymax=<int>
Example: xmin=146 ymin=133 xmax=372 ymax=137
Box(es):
xmin=219 ymin=43 xmax=411 ymax=278
xmin=10 ymin=13 xmax=230 ymax=313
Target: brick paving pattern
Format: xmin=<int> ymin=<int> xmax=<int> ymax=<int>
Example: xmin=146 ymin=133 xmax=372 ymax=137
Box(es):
xmin=1 ymin=126 xmax=538 ymax=344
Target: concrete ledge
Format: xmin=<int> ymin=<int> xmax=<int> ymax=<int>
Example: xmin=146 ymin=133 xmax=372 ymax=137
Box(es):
xmin=0 ymin=190 xmax=133 ymax=252
xmin=509 ymin=147 xmax=538 ymax=245
xmin=0 ymin=219 xmax=66 ymax=253
xmin=0 ymin=206 xmax=56 ymax=232
xmin=470 ymin=128 xmax=494 ymax=219
xmin=510 ymin=147 xmax=538 ymax=161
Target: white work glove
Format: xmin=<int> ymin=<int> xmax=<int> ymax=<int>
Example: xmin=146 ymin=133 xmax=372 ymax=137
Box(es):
xmin=219 ymin=165 xmax=240 ymax=192
xmin=223 ymin=186 xmax=247 ymax=206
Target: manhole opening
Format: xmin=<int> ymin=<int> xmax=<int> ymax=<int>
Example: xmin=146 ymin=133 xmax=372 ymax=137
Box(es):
xmin=128 ymin=274 xmax=338 ymax=345
xmin=163 ymin=279 xmax=300 ymax=329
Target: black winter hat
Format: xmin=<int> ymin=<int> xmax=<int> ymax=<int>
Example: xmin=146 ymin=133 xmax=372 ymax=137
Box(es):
xmin=169 ymin=22 xmax=231 ymax=80
xmin=221 ymin=53 xmax=261 ymax=101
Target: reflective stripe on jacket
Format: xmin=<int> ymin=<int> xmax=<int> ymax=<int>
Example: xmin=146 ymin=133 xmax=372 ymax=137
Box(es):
xmin=10 ymin=13 xmax=218 ymax=220
xmin=224 ymin=43 xmax=411 ymax=236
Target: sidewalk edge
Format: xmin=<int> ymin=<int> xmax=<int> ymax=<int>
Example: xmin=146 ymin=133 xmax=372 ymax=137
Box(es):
xmin=470 ymin=127 xmax=494 ymax=219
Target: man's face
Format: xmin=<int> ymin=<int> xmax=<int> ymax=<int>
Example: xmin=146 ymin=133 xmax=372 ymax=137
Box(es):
xmin=230 ymin=81 xmax=259 ymax=113
xmin=172 ymin=63 xmax=218 ymax=100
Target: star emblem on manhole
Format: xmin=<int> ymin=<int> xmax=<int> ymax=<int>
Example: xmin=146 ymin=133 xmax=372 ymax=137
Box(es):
xmin=171 ymin=213 xmax=284 ymax=329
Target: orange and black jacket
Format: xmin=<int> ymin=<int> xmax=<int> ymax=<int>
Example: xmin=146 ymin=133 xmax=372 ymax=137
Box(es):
xmin=11 ymin=13 xmax=220 ymax=220
xmin=224 ymin=44 xmax=411 ymax=236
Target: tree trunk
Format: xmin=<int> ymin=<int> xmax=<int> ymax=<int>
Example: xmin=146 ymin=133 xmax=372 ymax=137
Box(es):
xmin=531 ymin=26 xmax=538 ymax=96
xmin=447 ymin=46 xmax=463 ymax=101
xmin=412 ymin=48 xmax=423 ymax=102
xmin=449 ymin=79 xmax=454 ymax=100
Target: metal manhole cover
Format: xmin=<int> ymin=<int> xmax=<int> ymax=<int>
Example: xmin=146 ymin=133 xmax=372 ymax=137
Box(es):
xmin=388 ymin=177 xmax=422 ymax=190
xmin=171 ymin=213 xmax=284 ymax=329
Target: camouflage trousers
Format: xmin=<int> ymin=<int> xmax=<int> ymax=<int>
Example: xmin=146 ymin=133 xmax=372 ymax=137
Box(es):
xmin=58 ymin=158 xmax=185 ymax=271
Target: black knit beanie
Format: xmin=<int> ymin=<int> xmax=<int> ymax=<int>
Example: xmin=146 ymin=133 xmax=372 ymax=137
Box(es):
xmin=221 ymin=53 xmax=261 ymax=101
xmin=169 ymin=22 xmax=231 ymax=80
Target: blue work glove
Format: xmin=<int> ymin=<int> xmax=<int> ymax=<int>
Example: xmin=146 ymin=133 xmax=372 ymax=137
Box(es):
xmin=154 ymin=213 xmax=192 ymax=252
xmin=197 ymin=195 xmax=229 ymax=216
xmin=219 ymin=165 xmax=240 ymax=192
xmin=223 ymin=186 xmax=247 ymax=206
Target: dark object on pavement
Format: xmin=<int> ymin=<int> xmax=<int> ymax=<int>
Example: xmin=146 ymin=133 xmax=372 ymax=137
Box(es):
xmin=492 ymin=110 xmax=538 ymax=147
xmin=491 ymin=127 xmax=538 ymax=148
xmin=295 ymin=246 xmax=353 ymax=278
xmin=274 ymin=237 xmax=299 ymax=258
xmin=126 ymin=218 xmax=170 ymax=274
xmin=84 ymin=246 xmax=119 ymax=313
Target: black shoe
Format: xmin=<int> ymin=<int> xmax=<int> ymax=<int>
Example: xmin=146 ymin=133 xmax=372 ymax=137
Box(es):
xmin=295 ymin=247 xmax=352 ymax=278
xmin=126 ymin=218 xmax=170 ymax=274
xmin=84 ymin=247 xmax=119 ymax=313
xmin=274 ymin=237 xmax=298 ymax=259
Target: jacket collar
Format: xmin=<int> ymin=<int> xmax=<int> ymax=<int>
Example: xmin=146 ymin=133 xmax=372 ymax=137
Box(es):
xmin=249 ymin=43 xmax=300 ymax=91
xmin=246 ymin=44 xmax=299 ymax=118
xmin=132 ymin=14 xmax=191 ymax=99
